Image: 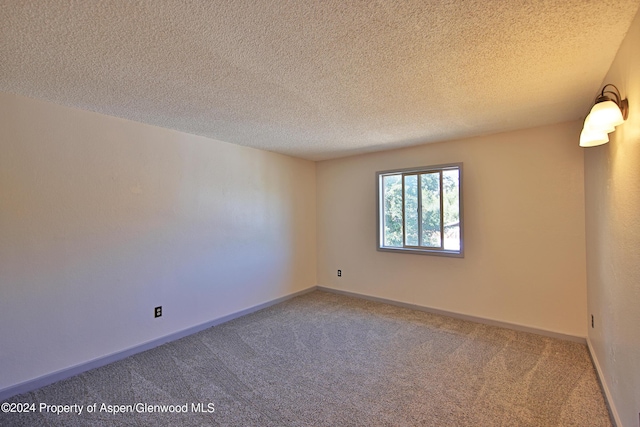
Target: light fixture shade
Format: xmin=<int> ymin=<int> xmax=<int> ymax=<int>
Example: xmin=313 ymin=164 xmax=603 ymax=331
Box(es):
xmin=584 ymin=113 xmax=615 ymax=133
xmin=589 ymin=100 xmax=624 ymax=128
xmin=579 ymin=84 xmax=629 ymax=147
xmin=580 ymin=127 xmax=609 ymax=147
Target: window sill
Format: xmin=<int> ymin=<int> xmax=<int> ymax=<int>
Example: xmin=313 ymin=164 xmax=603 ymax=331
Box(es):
xmin=377 ymin=246 xmax=464 ymax=258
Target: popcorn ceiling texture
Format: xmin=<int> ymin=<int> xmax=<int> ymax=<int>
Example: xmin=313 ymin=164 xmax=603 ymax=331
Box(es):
xmin=1 ymin=0 xmax=639 ymax=160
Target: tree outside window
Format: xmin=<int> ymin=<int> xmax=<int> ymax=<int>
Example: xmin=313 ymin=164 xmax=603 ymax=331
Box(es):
xmin=378 ymin=164 xmax=463 ymax=257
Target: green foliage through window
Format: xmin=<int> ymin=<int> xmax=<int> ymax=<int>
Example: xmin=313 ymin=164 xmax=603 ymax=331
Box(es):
xmin=379 ymin=164 xmax=462 ymax=255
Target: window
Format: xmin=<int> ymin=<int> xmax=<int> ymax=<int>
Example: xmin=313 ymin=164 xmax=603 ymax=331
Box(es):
xmin=377 ymin=163 xmax=463 ymax=257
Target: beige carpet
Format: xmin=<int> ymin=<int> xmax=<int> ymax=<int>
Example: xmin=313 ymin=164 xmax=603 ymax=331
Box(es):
xmin=1 ymin=291 xmax=612 ymax=426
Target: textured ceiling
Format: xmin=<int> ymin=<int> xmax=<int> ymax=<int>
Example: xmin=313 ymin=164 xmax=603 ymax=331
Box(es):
xmin=2 ymin=1 xmax=639 ymax=160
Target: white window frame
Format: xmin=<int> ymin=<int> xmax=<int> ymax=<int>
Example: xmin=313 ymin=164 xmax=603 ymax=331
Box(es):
xmin=376 ymin=163 xmax=464 ymax=257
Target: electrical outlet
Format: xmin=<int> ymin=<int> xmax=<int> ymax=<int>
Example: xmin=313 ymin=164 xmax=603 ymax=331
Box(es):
xmin=337 ymin=270 xmax=342 ymax=277
xmin=155 ymin=306 xmax=162 ymax=318
xmin=591 ymin=315 xmax=594 ymax=328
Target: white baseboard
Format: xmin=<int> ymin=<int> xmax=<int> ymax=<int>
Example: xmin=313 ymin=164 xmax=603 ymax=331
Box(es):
xmin=317 ymin=286 xmax=586 ymax=344
xmin=0 ymin=286 xmax=316 ymax=402
xmin=587 ymin=338 xmax=621 ymax=427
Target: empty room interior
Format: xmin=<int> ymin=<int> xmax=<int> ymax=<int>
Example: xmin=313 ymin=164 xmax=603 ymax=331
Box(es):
xmin=1 ymin=1 xmax=639 ymax=426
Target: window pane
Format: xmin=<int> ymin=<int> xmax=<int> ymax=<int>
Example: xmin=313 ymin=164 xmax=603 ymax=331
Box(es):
xmin=378 ymin=164 xmax=462 ymax=256
xmin=420 ymin=172 xmax=441 ymax=247
xmin=383 ymin=175 xmax=403 ymax=247
xmin=404 ymin=175 xmax=418 ymax=246
xmin=443 ymin=169 xmax=460 ymax=250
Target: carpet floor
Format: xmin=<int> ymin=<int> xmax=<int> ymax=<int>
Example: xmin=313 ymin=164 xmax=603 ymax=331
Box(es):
xmin=1 ymin=290 xmax=612 ymax=426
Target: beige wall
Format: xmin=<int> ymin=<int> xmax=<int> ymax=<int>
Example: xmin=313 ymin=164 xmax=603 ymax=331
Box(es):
xmin=585 ymin=7 xmax=640 ymax=427
xmin=317 ymin=122 xmax=587 ymax=337
xmin=0 ymin=92 xmax=316 ymax=392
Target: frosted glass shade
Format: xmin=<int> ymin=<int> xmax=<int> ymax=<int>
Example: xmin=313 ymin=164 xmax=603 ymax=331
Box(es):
xmin=584 ymin=113 xmax=615 ymax=133
xmin=588 ymin=100 xmax=624 ymax=129
xmin=579 ymin=127 xmax=609 ymax=147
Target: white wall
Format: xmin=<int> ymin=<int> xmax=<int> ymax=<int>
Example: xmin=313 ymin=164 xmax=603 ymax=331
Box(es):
xmin=0 ymin=92 xmax=317 ymax=392
xmin=317 ymin=122 xmax=587 ymax=337
xmin=585 ymin=6 xmax=640 ymax=426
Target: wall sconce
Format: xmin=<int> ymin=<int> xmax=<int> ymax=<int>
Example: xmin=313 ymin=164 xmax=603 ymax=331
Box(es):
xmin=580 ymin=84 xmax=629 ymax=147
